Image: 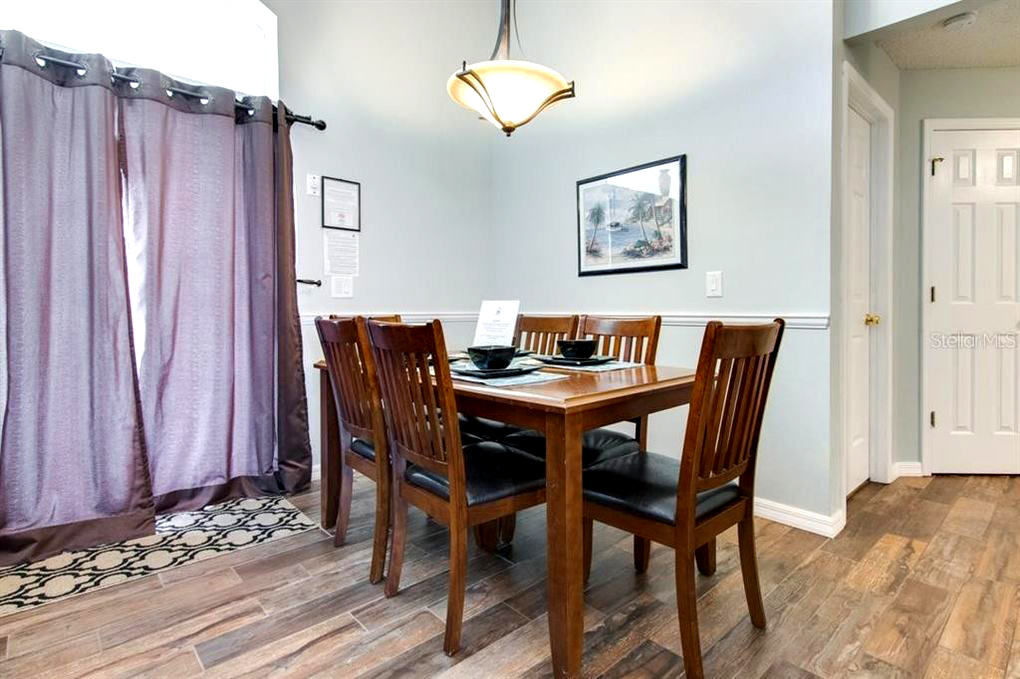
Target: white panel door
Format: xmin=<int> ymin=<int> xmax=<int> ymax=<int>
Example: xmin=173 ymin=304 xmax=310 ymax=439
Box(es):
xmin=928 ymin=128 xmax=1020 ymax=473
xmin=846 ymin=107 xmax=872 ymax=493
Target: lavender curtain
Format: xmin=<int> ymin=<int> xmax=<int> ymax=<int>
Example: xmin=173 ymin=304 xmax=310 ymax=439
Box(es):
xmin=119 ymin=73 xmax=279 ymax=501
xmin=0 ymin=31 xmax=312 ymax=564
xmin=0 ymin=33 xmax=153 ymax=564
xmin=273 ymin=106 xmax=313 ymax=495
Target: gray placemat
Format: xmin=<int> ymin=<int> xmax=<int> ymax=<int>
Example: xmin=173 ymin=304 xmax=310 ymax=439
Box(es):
xmin=450 ymin=370 xmax=569 ymax=387
xmin=525 ymin=357 xmax=643 ymax=372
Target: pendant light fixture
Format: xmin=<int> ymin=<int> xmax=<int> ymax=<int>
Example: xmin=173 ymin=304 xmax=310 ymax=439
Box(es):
xmin=447 ymin=0 xmax=575 ymax=137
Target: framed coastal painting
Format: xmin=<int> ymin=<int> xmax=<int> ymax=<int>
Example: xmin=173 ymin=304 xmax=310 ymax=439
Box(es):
xmin=576 ymin=155 xmax=687 ymax=276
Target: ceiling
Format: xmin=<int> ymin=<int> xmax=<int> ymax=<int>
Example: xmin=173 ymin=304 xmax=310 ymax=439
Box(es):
xmin=877 ymin=0 xmax=1020 ymax=69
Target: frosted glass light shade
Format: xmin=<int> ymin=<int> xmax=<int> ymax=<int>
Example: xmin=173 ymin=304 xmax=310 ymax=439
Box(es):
xmin=447 ymin=59 xmax=574 ymax=136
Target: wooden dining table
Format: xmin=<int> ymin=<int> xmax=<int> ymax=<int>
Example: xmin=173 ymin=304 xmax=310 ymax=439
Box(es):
xmin=314 ymin=359 xmax=695 ymax=678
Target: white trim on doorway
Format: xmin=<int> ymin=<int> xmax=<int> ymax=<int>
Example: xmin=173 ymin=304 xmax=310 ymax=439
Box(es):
xmin=838 ymin=61 xmax=896 ymax=502
xmin=920 ymin=117 xmax=1020 ymax=475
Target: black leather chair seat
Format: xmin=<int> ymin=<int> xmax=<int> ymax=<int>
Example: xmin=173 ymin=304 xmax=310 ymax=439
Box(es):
xmin=503 ymin=428 xmax=640 ymax=467
xmin=583 ymin=452 xmax=742 ymax=525
xmin=350 ymin=432 xmax=484 ymax=463
xmin=350 ymin=438 xmax=376 ymax=461
xmin=457 ymin=413 xmax=526 ymax=441
xmin=405 ymin=441 xmax=546 ymax=506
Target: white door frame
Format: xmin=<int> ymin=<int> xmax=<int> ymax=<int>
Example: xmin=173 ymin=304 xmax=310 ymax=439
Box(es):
xmin=920 ymin=117 xmax=1020 ymax=475
xmin=838 ymin=61 xmax=895 ymax=499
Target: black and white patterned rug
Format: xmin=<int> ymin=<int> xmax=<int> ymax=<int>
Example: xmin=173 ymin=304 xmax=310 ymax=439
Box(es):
xmin=0 ymin=496 xmax=317 ymax=617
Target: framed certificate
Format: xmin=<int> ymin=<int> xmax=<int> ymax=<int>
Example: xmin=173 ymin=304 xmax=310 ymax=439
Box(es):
xmin=322 ymin=176 xmax=361 ymax=231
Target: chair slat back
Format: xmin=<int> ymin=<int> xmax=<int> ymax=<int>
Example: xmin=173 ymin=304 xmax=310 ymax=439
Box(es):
xmin=679 ymin=319 xmax=785 ymax=505
xmin=515 ymin=315 xmax=579 ymax=354
xmin=367 ymin=320 xmax=465 ymax=485
xmin=576 ymin=315 xmax=662 ymax=364
xmin=315 ymin=316 xmax=388 ymax=442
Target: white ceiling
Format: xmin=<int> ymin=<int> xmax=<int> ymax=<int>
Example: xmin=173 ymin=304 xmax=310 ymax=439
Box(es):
xmin=877 ymin=0 xmax=1020 ymax=69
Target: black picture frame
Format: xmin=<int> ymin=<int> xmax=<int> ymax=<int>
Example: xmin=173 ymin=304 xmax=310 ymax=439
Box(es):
xmin=576 ymin=155 xmax=687 ymax=277
xmin=321 ymin=175 xmax=361 ymax=232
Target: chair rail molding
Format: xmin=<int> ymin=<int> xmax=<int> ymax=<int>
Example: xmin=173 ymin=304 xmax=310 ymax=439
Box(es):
xmin=300 ymin=311 xmax=830 ymax=330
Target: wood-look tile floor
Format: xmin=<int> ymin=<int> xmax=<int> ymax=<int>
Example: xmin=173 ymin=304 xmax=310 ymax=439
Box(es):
xmin=1 ymin=474 xmax=1019 ymax=678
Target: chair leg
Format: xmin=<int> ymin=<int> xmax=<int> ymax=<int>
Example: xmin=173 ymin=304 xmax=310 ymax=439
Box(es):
xmin=634 ymin=535 xmax=651 ymax=573
xmin=384 ymin=493 xmax=408 ymax=598
xmin=368 ymin=474 xmax=390 ymax=584
xmin=473 ymin=520 xmax=500 ymax=552
xmin=333 ymin=465 xmax=354 ymax=547
xmin=473 ymin=514 xmax=518 ymax=552
xmin=443 ymin=523 xmax=468 ymax=655
xmin=695 ymin=538 xmax=717 ymax=576
xmin=675 ymin=548 xmax=705 ymax=679
xmin=738 ymin=515 xmax=767 ymax=629
xmin=497 ymin=513 xmax=517 ymax=545
xmin=582 ymin=517 xmax=593 ymax=583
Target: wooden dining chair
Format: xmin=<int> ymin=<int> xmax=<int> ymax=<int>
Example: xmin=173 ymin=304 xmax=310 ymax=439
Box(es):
xmin=458 ymin=313 xmax=580 ymax=551
xmin=572 ymin=314 xmax=663 ymax=462
xmin=503 ymin=314 xmax=662 ymax=466
xmin=577 ymin=314 xmax=662 ymax=364
xmin=581 ymin=319 xmax=785 ymax=679
xmin=368 ymin=319 xmax=547 ymax=655
xmin=502 ymin=314 xmax=663 ymax=560
xmin=460 ymin=314 xmax=579 ymax=442
xmin=315 ymin=314 xmax=399 ymax=584
xmin=514 ymin=314 xmax=580 ymax=354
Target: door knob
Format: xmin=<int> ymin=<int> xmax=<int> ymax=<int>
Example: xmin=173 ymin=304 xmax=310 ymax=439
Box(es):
xmin=864 ymin=313 xmax=881 ymax=326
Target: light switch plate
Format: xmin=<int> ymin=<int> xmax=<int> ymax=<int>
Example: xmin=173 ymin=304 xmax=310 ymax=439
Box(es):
xmin=306 ymin=173 xmax=321 ymax=197
xmin=706 ymin=271 xmax=723 ymax=298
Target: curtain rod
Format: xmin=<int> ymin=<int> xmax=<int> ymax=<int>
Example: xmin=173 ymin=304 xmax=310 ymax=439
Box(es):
xmin=32 ymin=53 xmax=326 ymax=131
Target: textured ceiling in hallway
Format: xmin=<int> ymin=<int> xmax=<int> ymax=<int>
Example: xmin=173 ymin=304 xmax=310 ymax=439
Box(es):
xmin=877 ymin=0 xmax=1020 ymax=69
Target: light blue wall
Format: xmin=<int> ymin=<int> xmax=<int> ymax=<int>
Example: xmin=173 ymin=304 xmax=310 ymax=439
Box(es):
xmin=271 ymin=0 xmax=840 ymax=519
xmin=487 ymin=0 xmax=836 ymax=516
xmin=267 ymin=0 xmax=496 ymax=467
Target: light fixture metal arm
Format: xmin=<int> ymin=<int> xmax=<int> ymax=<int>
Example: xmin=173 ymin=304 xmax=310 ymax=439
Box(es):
xmin=489 ymin=0 xmax=512 ymax=60
xmin=456 ymin=62 xmax=511 ymax=135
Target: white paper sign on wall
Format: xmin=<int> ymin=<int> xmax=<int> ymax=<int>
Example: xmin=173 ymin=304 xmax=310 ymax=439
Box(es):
xmin=330 ymin=275 xmax=354 ymax=298
xmin=323 ymin=231 xmax=359 ymax=277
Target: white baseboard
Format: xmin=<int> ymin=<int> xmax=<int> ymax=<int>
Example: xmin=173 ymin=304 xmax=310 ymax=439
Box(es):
xmin=891 ymin=461 xmax=924 ymax=478
xmin=754 ymin=497 xmax=846 ymax=538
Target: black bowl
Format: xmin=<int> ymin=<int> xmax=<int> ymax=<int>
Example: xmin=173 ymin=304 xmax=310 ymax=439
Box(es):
xmin=467 ymin=345 xmax=516 ymax=370
xmin=557 ymin=339 xmax=597 ymax=359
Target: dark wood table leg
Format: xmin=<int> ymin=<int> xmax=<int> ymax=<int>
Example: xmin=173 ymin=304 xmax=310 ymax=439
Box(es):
xmin=545 ymin=413 xmax=584 ymax=678
xmin=320 ymin=368 xmax=340 ymax=530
